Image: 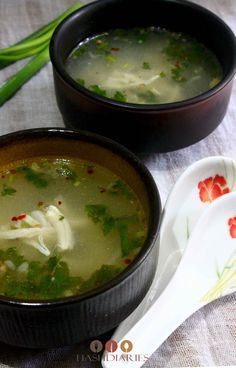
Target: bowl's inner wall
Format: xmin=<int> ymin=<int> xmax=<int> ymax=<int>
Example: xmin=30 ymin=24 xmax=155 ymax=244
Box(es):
xmin=54 ymin=0 xmax=236 ymax=77
xmin=0 ymin=133 xmax=151 ymax=224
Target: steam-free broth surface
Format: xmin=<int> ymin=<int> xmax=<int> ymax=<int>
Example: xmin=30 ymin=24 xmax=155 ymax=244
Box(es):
xmin=65 ymin=27 xmax=223 ymax=104
xmin=0 ymin=157 xmax=147 ymax=300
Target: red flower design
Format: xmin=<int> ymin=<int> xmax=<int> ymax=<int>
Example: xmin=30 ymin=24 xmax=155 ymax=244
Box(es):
xmin=228 ymin=216 xmax=236 ymax=238
xmin=198 ymin=175 xmax=230 ymax=203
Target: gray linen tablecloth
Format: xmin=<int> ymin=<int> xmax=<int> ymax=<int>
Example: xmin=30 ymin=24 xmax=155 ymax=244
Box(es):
xmin=0 ymin=0 xmax=236 ymax=367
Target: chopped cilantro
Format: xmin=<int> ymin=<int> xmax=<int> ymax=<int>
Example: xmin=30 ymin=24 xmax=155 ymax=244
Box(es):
xmin=85 ymin=204 xmax=141 ymax=256
xmin=0 ymin=250 xmax=84 ymax=300
xmin=171 ymin=66 xmax=186 ymax=82
xmin=80 ymin=264 xmax=122 ymax=293
xmin=17 ymin=166 xmax=48 ymax=188
xmin=142 ymin=61 xmax=151 ymax=70
xmin=3 ymin=247 xmax=25 ymax=267
xmin=160 ymin=71 xmax=166 ymax=78
xmin=1 ymin=184 xmax=16 ymax=196
xmin=76 ymin=78 xmax=85 ymax=86
xmin=95 ymin=39 xmax=111 ymax=53
xmin=89 ymin=85 xmax=107 ymax=97
xmin=85 ymin=204 xmax=115 ymax=235
xmin=105 ymin=54 xmax=117 ymax=63
xmin=107 ymin=179 xmax=133 ymax=199
xmin=113 ymin=91 xmax=127 ymax=102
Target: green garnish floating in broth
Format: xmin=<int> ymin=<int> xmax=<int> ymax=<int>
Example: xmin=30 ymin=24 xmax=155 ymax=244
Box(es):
xmin=80 ymin=264 xmax=122 ymax=293
xmin=17 ymin=165 xmax=49 ymax=188
xmin=113 ymin=91 xmax=127 ymax=102
xmin=1 ymin=184 xmax=16 ymax=196
xmin=142 ymin=61 xmax=151 ymax=70
xmin=0 ymin=157 xmax=147 ymax=299
xmin=89 ymin=84 xmax=107 ymax=97
xmin=65 ymin=26 xmax=223 ymax=104
xmin=107 ymin=179 xmax=133 ymax=199
xmin=85 ymin=204 xmax=144 ymax=256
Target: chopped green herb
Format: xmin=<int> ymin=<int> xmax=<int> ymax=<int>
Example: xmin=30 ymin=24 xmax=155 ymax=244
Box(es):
xmin=171 ymin=66 xmax=186 ymax=82
xmin=1 ymin=184 xmax=16 ymax=196
xmin=142 ymin=61 xmax=151 ymax=70
xmin=76 ymin=78 xmax=85 ymax=86
xmin=165 ymin=32 xmax=209 ymax=64
xmin=80 ymin=264 xmax=122 ymax=293
xmin=85 ymin=204 xmax=141 ymax=256
xmin=3 ymin=247 xmax=25 ymax=267
xmin=105 ymin=54 xmax=117 ymax=63
xmin=95 ymin=39 xmax=111 ymax=53
xmin=107 ymin=179 xmax=133 ymax=199
xmin=85 ymin=204 xmax=115 ymax=235
xmin=16 ymin=166 xmax=48 ymax=188
xmin=113 ymin=91 xmax=127 ymax=102
xmin=72 ymin=45 xmax=87 ymax=57
xmin=160 ymin=71 xmax=166 ymax=78
xmin=59 ymin=215 xmax=64 ymax=221
xmin=89 ymin=84 xmax=107 ymax=97
xmin=115 ymin=219 xmax=129 ymax=256
xmin=135 ymin=28 xmax=148 ymax=44
xmin=0 ymin=250 xmax=84 ymax=299
xmin=137 ymin=89 xmax=157 ymax=103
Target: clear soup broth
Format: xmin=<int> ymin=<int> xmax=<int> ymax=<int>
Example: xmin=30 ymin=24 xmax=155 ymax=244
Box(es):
xmin=0 ymin=157 xmax=147 ymax=300
xmin=65 ymin=27 xmax=223 ymax=104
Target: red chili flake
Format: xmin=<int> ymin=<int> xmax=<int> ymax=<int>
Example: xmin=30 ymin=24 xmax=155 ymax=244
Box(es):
xmin=100 ymin=187 xmax=106 ymax=193
xmin=11 ymin=214 xmax=26 ymax=221
xmin=1 ymin=175 xmax=5 ymax=179
xmin=17 ymin=214 xmax=26 ymax=221
xmin=58 ymin=201 xmax=62 ymax=205
xmin=38 ymin=201 xmax=44 ymax=207
xmin=124 ymin=258 xmax=131 ymax=265
xmin=175 ymin=60 xmax=180 ymax=68
xmin=111 ymin=47 xmax=120 ymax=52
xmin=10 ymin=169 xmax=16 ymax=175
xmin=87 ymin=168 xmax=94 ymax=175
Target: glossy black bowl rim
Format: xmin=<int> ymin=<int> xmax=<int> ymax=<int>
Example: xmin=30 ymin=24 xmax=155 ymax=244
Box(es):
xmin=50 ymin=0 xmax=236 ymax=111
xmin=0 ymin=128 xmax=161 ymax=307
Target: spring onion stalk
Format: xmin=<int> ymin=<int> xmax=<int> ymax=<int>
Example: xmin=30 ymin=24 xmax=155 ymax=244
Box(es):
xmin=0 ymin=2 xmax=82 ymax=106
xmin=0 ymin=47 xmax=49 ymax=106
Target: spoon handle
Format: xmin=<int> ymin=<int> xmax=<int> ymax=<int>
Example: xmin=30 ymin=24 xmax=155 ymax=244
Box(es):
xmin=102 ymin=267 xmax=207 ymax=368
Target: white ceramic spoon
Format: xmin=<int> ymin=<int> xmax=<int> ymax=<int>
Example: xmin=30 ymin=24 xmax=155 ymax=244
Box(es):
xmin=102 ymin=156 xmax=236 ymax=367
xmin=102 ymin=156 xmax=236 ymax=349
xmin=102 ymin=191 xmax=236 ymax=368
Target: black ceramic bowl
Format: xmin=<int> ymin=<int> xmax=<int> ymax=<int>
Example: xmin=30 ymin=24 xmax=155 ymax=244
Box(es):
xmin=50 ymin=0 xmax=236 ymax=153
xmin=0 ymin=128 xmax=161 ymax=348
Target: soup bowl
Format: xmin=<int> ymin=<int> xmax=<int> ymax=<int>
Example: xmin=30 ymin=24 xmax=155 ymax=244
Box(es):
xmin=0 ymin=128 xmax=161 ymax=348
xmin=50 ymin=0 xmax=236 ymax=153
